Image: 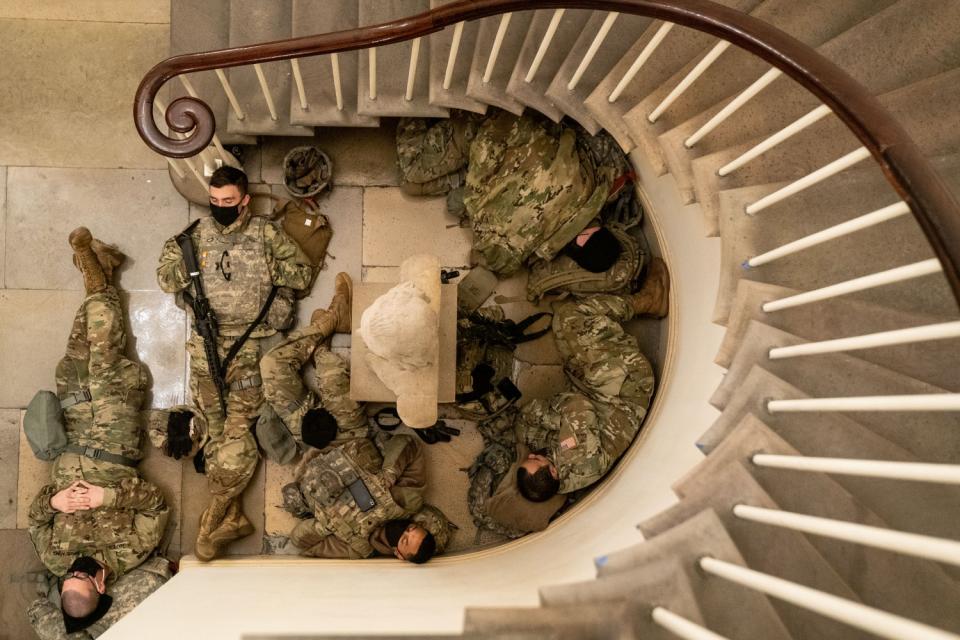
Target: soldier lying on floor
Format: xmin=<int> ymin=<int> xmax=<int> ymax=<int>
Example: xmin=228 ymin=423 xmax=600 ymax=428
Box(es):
xmin=23 ymin=228 xmax=169 ymax=637
xmin=256 ymin=272 xmax=452 ymax=562
xmin=469 ymin=259 xmax=670 ymax=536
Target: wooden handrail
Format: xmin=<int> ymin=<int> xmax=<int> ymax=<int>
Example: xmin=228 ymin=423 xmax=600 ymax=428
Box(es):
xmin=134 ymin=0 xmax=960 ymax=302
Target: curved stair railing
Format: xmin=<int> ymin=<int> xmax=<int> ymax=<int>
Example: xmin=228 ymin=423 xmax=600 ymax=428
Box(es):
xmin=133 ymin=2 xmax=960 ymax=638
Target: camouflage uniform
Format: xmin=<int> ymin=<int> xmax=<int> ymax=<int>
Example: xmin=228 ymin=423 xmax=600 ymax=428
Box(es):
xmin=28 ymin=556 xmax=172 ymax=639
xmin=464 ymin=111 xmax=614 ymax=276
xmin=396 ymin=110 xmax=482 ymax=197
xmin=517 ymin=294 xmax=654 ymax=493
xmin=156 ymin=211 xmax=313 ymax=531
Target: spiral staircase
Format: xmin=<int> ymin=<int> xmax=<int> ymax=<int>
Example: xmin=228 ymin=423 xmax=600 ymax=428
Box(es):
xmin=119 ymin=1 xmax=960 ymax=638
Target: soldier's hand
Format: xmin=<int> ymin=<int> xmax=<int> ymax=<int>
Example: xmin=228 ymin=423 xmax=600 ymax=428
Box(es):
xmin=50 ymin=482 xmax=89 ymax=513
xmin=74 ymin=481 xmax=106 ymax=509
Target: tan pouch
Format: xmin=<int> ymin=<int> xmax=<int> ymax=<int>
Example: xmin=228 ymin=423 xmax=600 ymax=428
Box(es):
xmin=275 ymin=198 xmax=333 ymax=268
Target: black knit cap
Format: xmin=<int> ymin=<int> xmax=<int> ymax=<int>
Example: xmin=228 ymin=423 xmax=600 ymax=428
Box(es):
xmin=567 ymin=226 xmax=622 ymax=273
xmin=301 ymin=408 xmax=338 ymax=449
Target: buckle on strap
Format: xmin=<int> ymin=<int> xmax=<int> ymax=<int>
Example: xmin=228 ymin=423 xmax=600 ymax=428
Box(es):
xmin=84 ymin=446 xmax=103 ymax=460
xmin=59 ymin=388 xmax=92 ymax=409
xmin=230 ymin=373 xmax=263 ymax=391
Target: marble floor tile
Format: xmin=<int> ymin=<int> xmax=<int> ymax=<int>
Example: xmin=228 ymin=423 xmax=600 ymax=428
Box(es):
xmin=0 ymin=19 xmax=169 ymax=169
xmin=0 ymin=409 xmax=20 ymax=528
xmin=516 ymin=364 xmax=567 ymax=402
xmin=5 ymin=167 xmax=188 ymax=291
xmin=126 ymin=291 xmax=188 ymax=409
xmin=362 ymin=188 xmax=473 ymax=267
xmin=0 ymin=167 xmax=6 ymax=287
xmin=0 ymin=530 xmax=47 ymax=640
xmin=139 ymin=436 xmax=184 ymax=560
xmin=17 ymin=412 xmax=53 ymax=529
xmin=263 ymin=459 xmax=298 ymax=537
xmin=261 ymin=125 xmax=401 ymax=188
xmin=0 ymin=1 xmax=170 ymax=23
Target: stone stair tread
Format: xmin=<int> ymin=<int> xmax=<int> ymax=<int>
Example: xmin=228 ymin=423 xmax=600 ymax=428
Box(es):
xmin=463 ymin=601 xmax=641 ymax=638
xmin=632 ymin=0 xmax=897 ymax=195
xmin=544 ymin=11 xmax=653 ymax=135
xmin=289 ymin=0 xmax=380 ymax=127
xmin=428 ymin=1 xmax=488 ymax=113
xmin=227 ymin=0 xmax=314 ymax=137
xmin=710 ymin=154 xmax=960 ymax=324
xmin=667 ymin=0 xmax=960 ymax=204
xmin=573 ymin=509 xmax=792 ymax=639
xmin=677 ymin=414 xmax=960 ymax=617
xmin=357 ymin=0 xmax=448 ymax=118
xmin=504 ymin=9 xmax=591 ymax=122
xmin=581 ymin=0 xmax=763 ymax=152
xmin=697 ymin=366 xmax=960 ymax=544
xmin=640 ymin=462 xmax=870 ymax=640
xmin=169 ymin=0 xmax=256 ymax=145
xmin=717 ymin=279 xmax=960 ymax=391
xmin=466 ymin=12 xmax=533 ymax=115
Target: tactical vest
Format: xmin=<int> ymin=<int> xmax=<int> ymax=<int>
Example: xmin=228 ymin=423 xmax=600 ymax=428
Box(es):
xmin=302 ymin=440 xmax=409 ymax=558
xmin=525 ymin=226 xmax=645 ymax=302
xmin=195 ymin=216 xmax=274 ymax=331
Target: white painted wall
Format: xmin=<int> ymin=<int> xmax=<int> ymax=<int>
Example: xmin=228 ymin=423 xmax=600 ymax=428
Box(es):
xmin=104 ymin=151 xmax=726 ymax=639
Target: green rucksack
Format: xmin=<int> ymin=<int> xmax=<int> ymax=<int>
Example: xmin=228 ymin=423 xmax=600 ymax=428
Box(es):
xmin=23 ymin=390 xmax=68 ymax=461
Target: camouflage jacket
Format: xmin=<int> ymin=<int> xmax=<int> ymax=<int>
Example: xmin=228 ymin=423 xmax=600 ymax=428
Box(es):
xmin=28 ymin=556 xmax=173 ymax=640
xmin=464 ymin=111 xmax=613 ymax=276
xmin=292 ymin=434 xmax=426 ymax=558
xmin=156 ymin=212 xmax=313 ymax=336
xmin=28 ymin=478 xmax=169 ymax=578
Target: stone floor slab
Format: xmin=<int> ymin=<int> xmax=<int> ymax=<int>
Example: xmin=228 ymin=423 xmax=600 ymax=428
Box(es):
xmin=0 ymin=167 xmax=6 ymax=287
xmin=0 ymin=18 xmax=168 ymax=169
xmin=264 ymin=459 xmax=298 ymax=537
xmin=362 ymin=188 xmax=473 ymax=267
xmin=17 ymin=412 xmax=53 ymax=529
xmin=139 ymin=434 xmax=184 ymax=559
xmin=0 ymin=529 xmax=47 ymax=640
xmin=0 ymin=409 xmax=20 ymax=528
xmin=126 ymin=291 xmax=188 ymax=409
xmin=5 ymin=167 xmax=188 ymax=291
xmin=0 ymin=1 xmax=170 ymax=23
xmin=516 ymin=364 xmax=568 ymax=402
xmin=261 ymin=126 xmax=401 ymax=188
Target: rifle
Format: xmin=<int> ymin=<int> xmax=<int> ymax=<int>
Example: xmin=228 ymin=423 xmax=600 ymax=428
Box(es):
xmin=176 ymin=223 xmax=229 ymax=416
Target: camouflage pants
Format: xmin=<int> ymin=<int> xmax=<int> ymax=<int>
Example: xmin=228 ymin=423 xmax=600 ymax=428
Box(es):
xmin=53 ymin=287 xmax=145 ymax=488
xmin=187 ymin=333 xmax=261 ymax=501
xmin=261 ymin=324 xmax=368 ymax=441
xmin=396 ymin=115 xmax=473 ymax=196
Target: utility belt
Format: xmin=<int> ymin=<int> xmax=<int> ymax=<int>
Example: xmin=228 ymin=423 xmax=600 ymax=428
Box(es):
xmin=64 ymin=444 xmax=139 ymax=468
xmin=59 ymin=388 xmax=92 ymax=409
xmin=230 ymin=373 xmax=262 ymax=391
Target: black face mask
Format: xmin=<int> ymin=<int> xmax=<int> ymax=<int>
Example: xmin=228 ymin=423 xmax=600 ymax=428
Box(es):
xmin=383 ymin=519 xmax=413 ymax=547
xmin=66 ymin=556 xmax=101 ymax=579
xmin=210 ymin=203 xmax=241 ymax=227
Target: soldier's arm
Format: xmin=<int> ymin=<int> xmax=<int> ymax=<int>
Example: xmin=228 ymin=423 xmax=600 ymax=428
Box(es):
xmin=27 ymin=485 xmax=67 ymax=575
xmin=515 ymin=399 xmax=559 ymax=453
xmin=382 ymin=435 xmax=426 ymax=513
xmin=289 ymin=518 xmax=361 ymax=559
xmin=264 ymin=222 xmax=314 ymax=292
xmin=102 ymin=478 xmax=170 ymax=571
xmin=156 ymin=236 xmax=190 ymax=293
xmin=555 ymin=400 xmax=611 ymax=489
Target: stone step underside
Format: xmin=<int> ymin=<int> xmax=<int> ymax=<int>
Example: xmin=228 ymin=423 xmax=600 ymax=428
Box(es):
xmin=465 ymin=12 xmax=532 ymax=115
xmin=428 ymin=1 xmax=488 ymax=114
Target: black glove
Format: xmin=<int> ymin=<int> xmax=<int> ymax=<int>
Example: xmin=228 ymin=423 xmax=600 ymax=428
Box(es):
xmin=165 ymin=410 xmax=195 ymax=460
xmin=192 ymin=448 xmax=206 ymax=474
xmin=414 ymin=421 xmax=460 ymax=445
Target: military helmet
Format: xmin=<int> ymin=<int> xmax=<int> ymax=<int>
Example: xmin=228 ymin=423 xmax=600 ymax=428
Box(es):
xmin=411 ymin=504 xmax=454 ymax=553
xmin=282 ymin=145 xmax=332 ymax=198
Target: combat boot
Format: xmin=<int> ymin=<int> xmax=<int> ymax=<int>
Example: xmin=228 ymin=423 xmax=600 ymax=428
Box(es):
xmin=90 ymin=239 xmax=126 ymax=284
xmin=195 ymin=499 xmax=253 ymax=562
xmin=628 ymin=257 xmax=670 ymax=318
xmin=311 ymin=272 xmax=352 ymax=333
xmin=69 ymin=227 xmax=107 ymax=294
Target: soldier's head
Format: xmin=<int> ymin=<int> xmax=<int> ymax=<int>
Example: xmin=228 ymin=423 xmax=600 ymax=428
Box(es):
xmin=60 ymin=556 xmax=107 ymax=620
xmin=566 ymin=225 xmax=622 ymax=273
xmin=301 ymin=408 xmax=339 ymax=450
xmin=383 ymin=519 xmax=437 ymax=564
xmin=208 ymin=166 xmax=250 ymax=227
xmin=517 ymin=453 xmax=561 ymax=502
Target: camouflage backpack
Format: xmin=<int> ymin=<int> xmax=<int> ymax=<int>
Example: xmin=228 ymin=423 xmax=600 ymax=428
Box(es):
xmin=525 ymin=225 xmax=646 ymax=303
xmin=465 ymin=411 xmax=528 ymax=540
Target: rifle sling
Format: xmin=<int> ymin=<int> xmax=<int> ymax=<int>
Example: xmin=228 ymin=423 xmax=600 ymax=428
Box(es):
xmin=220 ymin=285 xmax=278 ymax=376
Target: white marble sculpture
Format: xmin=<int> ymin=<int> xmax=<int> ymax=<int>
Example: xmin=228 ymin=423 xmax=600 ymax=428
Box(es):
xmin=358 ymin=254 xmax=441 ymax=427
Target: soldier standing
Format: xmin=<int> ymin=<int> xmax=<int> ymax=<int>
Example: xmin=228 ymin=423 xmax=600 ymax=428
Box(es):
xmin=156 ymin=166 xmax=313 ymax=561
xmin=27 ymin=227 xmax=169 ymax=632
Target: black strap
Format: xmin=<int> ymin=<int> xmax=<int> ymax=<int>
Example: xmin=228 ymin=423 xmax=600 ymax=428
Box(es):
xmin=64 ymin=444 xmax=138 ymax=468
xmin=220 ymin=286 xmax=278 ymax=377
xmin=508 ymin=312 xmax=553 ymax=344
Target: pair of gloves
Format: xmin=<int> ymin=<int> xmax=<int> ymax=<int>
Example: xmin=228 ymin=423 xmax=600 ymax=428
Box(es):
xmin=374 ymin=408 xmax=461 ymax=445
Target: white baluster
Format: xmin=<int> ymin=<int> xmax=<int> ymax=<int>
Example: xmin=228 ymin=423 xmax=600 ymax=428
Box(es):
xmin=768 ymin=321 xmax=960 ymax=360
xmin=568 ymin=12 xmax=619 ymax=91
xmin=733 ymin=504 xmax=960 ymax=567
xmin=651 ymin=608 xmax=729 ymax=640
xmin=215 ymin=68 xmax=246 ymax=121
xmin=747 ymin=201 xmax=910 ymax=267
xmin=177 ymin=75 xmax=227 ymax=161
xmin=746 ymin=147 xmax=871 ymax=214
xmin=648 ymin=41 xmax=731 ymax=123
xmin=608 ymin=22 xmax=674 ymax=103
xmin=252 ymin=64 xmax=278 ymax=121
xmin=525 ymin=9 xmax=565 ymax=83
xmin=290 ymin=58 xmax=308 ymax=111
xmin=165 ymin=157 xmax=186 ymax=179
xmin=761 ymin=258 xmax=942 ymax=312
xmin=686 ymin=67 xmax=782 ymax=147
xmin=443 ymin=22 xmax=465 ymax=91
xmin=751 ymin=454 xmax=960 ymax=484
xmin=483 ymin=13 xmax=512 ymax=84
xmin=768 ymin=394 xmax=960 ymax=413
xmin=700 ymin=557 xmax=960 ymax=640
xmin=368 ymin=48 xmax=377 ymax=100
xmin=331 ymin=53 xmax=343 ymax=111
xmin=406 ymin=38 xmax=421 ymax=101
xmin=719 ymin=104 xmax=832 ymax=176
